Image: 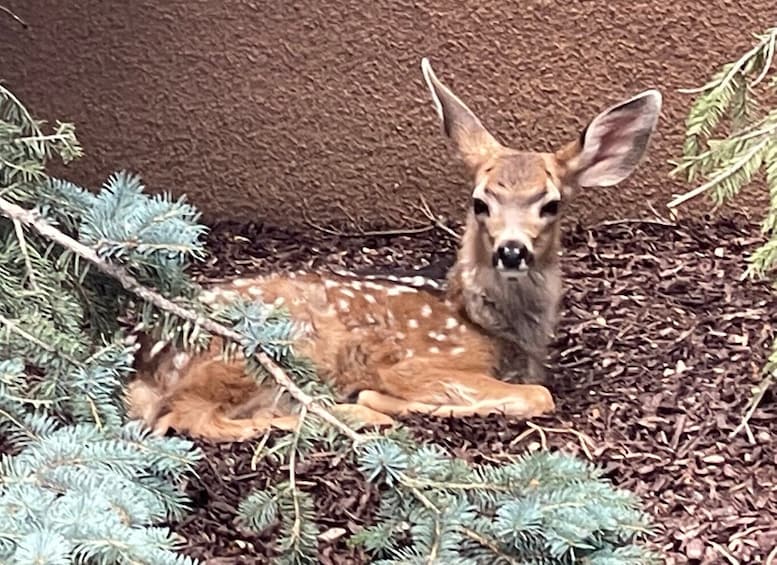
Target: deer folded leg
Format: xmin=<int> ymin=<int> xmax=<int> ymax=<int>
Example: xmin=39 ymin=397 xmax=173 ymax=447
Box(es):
xmin=151 ymin=396 xmax=299 ymax=442
xmin=362 ymin=366 xmax=555 ymax=420
xmin=331 ymin=403 xmax=396 ymax=428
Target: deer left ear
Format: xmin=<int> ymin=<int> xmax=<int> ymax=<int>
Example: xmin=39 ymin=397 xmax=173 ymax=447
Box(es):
xmin=557 ymin=90 xmax=662 ymax=188
xmin=421 ymin=57 xmax=504 ymax=174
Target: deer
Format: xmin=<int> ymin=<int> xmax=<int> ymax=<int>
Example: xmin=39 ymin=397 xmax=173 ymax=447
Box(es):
xmin=126 ymin=58 xmax=662 ymax=442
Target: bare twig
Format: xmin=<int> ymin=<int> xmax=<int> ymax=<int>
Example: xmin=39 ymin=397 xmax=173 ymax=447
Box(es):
xmin=301 ymin=199 xmax=436 ymax=238
xmin=730 ymin=370 xmax=775 ymax=441
xmin=709 ymin=540 xmax=741 ymax=565
xmin=415 ymin=196 xmax=461 ymax=240
xmin=0 ymin=4 xmax=27 ymax=28
xmin=287 ymin=406 xmax=307 ymax=554
xmin=766 ymin=544 xmax=777 ymax=565
xmin=0 ymin=196 xmax=363 ymax=443
xmin=593 ymin=217 xmax=676 ymax=229
xmin=509 ymin=421 xmax=596 ymax=460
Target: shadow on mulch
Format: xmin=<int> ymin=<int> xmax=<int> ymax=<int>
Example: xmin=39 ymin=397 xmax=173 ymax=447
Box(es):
xmin=173 ymin=214 xmax=777 ymax=565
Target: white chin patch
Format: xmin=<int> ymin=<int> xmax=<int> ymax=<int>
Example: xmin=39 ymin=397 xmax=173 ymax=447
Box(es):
xmin=496 ymin=263 xmax=529 ymax=279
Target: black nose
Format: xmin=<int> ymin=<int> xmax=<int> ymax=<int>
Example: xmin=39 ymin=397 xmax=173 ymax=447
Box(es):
xmin=495 ymin=241 xmax=529 ymax=270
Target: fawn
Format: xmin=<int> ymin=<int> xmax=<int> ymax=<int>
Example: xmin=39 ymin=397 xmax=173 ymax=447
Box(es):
xmin=126 ymin=58 xmax=662 ymax=441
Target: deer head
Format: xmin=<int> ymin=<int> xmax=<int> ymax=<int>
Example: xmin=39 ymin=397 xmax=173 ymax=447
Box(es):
xmin=421 ymin=58 xmax=662 ymax=279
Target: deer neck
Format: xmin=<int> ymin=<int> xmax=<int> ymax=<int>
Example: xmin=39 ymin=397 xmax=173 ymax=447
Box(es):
xmin=445 ymin=217 xmax=562 ymax=346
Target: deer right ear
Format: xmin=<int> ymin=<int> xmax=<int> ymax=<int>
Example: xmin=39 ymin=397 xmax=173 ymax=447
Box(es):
xmin=421 ymin=58 xmax=503 ymax=172
xmin=557 ymin=90 xmax=662 ymax=188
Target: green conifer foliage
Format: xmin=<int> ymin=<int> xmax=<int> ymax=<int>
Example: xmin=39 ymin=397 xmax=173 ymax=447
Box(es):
xmin=670 ymin=26 xmax=777 ymax=433
xmin=0 ymin=84 xmax=204 ymax=564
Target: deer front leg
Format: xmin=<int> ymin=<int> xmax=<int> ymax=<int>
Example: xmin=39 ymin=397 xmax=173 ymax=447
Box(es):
xmin=360 ymin=364 xmax=554 ymax=420
xmin=497 ymin=339 xmax=550 ymax=385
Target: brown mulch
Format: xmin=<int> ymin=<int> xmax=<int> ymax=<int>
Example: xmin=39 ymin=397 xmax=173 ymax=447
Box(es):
xmin=174 ymin=213 xmax=777 ymax=565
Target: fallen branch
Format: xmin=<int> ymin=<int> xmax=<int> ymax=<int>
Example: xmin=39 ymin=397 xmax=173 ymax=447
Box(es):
xmin=0 ymin=196 xmax=363 ymax=443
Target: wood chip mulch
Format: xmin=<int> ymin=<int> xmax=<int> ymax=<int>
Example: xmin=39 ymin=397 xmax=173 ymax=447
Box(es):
xmin=173 ymin=213 xmax=777 ymax=564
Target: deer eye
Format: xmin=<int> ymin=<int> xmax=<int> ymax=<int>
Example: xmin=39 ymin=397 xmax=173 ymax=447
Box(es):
xmin=540 ymin=200 xmax=560 ymax=217
xmin=472 ymin=198 xmax=490 ymax=216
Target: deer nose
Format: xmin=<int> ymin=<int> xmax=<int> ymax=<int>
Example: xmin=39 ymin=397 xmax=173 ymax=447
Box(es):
xmin=495 ymin=241 xmax=530 ymax=270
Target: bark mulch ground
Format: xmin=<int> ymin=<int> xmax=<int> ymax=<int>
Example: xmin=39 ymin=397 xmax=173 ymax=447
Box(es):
xmin=173 ymin=214 xmax=777 ymax=564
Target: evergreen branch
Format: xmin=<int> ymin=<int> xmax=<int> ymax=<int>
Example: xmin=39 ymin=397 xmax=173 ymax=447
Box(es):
xmin=0 ymin=407 xmax=37 ymax=441
xmin=668 ymin=137 xmax=769 ymax=208
xmin=401 ymin=475 xmax=511 ymax=493
xmin=0 ymin=314 xmax=83 ymax=368
xmin=0 ymin=85 xmax=38 ymax=133
xmin=0 ymin=196 xmax=363 ymax=444
xmin=460 ymin=527 xmax=522 ymax=565
xmin=12 ymin=218 xmax=38 ymax=291
xmin=752 ymin=29 xmax=777 ymax=87
xmin=678 ymin=28 xmax=777 ymax=94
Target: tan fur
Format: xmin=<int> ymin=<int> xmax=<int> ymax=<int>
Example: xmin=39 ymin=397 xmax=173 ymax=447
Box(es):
xmin=125 ymin=59 xmax=661 ymax=442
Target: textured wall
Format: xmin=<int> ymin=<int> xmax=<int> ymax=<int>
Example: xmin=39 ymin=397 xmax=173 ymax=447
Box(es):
xmin=1 ymin=0 xmax=769 ymax=229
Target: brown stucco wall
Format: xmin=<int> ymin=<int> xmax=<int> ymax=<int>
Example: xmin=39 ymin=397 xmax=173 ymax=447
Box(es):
xmin=1 ymin=1 xmax=770 ymax=229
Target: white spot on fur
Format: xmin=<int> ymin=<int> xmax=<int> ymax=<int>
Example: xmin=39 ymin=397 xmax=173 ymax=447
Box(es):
xmin=428 ymin=346 xmax=440 ymax=354
xmin=338 ymin=299 xmax=350 ymax=311
xmin=407 ymin=319 xmax=419 ymax=329
xmin=232 ymin=278 xmax=252 ymax=287
xmin=365 ymin=314 xmax=376 ymax=324
xmin=445 ymin=317 xmax=458 ymax=329
xmin=396 ymin=332 xmax=406 ymax=340
xmin=405 ymin=349 xmax=414 ymax=358
xmin=288 ymin=272 xmax=297 ymax=279
xmin=350 ymin=281 xmax=362 ymax=290
xmin=274 ymin=297 xmax=285 ymax=307
xmin=248 ymin=286 xmax=263 ymax=297
xmin=459 ymin=324 xmax=467 ymax=333
xmin=386 ymin=275 xmax=399 ymax=281
xmin=219 ymin=290 xmax=239 ymax=302
xmin=340 ymin=288 xmax=355 ymax=298
xmin=429 ymin=332 xmax=447 ymax=342
xmin=172 ymin=352 xmax=190 ymax=369
xmin=199 ymin=290 xmax=217 ymax=304
xmin=149 ymin=340 xmax=167 ymax=359
xmin=451 ymin=347 xmax=466 ymax=356
xmin=324 ymin=279 xmax=339 ymax=289
xmin=387 ymin=285 xmax=417 ymax=296
xmin=364 ymin=282 xmax=384 ymax=291
xmin=421 ymin=304 xmax=432 ymax=318
xmin=364 ymin=294 xmax=377 ymax=304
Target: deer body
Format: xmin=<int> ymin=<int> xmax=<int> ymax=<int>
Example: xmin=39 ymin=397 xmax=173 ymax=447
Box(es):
xmin=126 ymin=59 xmax=661 ymax=442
